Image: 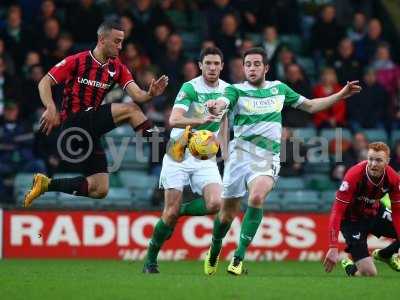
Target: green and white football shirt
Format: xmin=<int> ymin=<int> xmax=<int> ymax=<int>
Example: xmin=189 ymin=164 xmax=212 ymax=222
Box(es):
xmin=171 ymin=76 xmax=230 ymax=140
xmin=222 ymin=80 xmax=307 ymax=156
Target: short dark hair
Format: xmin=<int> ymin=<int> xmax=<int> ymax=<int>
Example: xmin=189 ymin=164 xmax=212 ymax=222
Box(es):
xmin=199 ymin=47 xmax=224 ymax=63
xmin=97 ymin=20 xmax=123 ymax=36
xmin=243 ymin=47 xmax=269 ymax=65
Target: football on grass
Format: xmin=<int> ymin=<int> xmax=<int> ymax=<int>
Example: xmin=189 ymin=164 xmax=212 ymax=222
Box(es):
xmin=188 ymin=130 xmax=219 ymax=160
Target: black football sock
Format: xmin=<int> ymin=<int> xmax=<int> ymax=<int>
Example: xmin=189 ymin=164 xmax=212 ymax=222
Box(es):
xmin=48 ymin=176 xmax=89 ymax=196
xmin=378 ymin=241 xmax=400 ymax=258
xmin=344 ymin=264 xmax=358 ymax=276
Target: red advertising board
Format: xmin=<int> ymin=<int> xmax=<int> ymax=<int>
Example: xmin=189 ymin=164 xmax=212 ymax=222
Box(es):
xmin=1 ymin=211 xmax=392 ymax=261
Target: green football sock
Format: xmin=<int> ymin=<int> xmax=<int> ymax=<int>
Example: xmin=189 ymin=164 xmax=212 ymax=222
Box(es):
xmin=209 ymin=216 xmax=232 ymax=264
xmin=145 ymin=219 xmax=174 ymax=265
xmin=234 ymin=206 xmax=263 ymax=260
xmin=179 ymin=198 xmax=209 ymax=216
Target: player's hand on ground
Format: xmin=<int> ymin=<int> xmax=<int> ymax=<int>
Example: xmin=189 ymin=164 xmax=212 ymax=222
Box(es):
xmin=40 ymin=105 xmax=60 ymax=135
xmin=323 ymin=247 xmax=339 ymax=273
xmin=148 ymin=75 xmax=169 ymax=97
xmin=340 ymin=80 xmax=362 ymax=99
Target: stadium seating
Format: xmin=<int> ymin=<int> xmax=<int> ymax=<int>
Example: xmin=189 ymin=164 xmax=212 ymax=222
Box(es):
xmin=281 ymin=190 xmax=321 ymax=212
xmin=292 ymin=127 xmax=317 ymax=143
xmin=275 ymin=177 xmax=305 ymax=190
xmin=363 ymin=129 xmax=388 ymax=143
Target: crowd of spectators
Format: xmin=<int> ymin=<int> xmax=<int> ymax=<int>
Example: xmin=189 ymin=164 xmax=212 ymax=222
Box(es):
xmin=0 ymin=0 xmax=400 ymax=203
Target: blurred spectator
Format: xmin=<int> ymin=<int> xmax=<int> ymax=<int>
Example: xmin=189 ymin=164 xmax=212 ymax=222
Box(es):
xmin=213 ymin=13 xmax=242 ymax=63
xmin=237 ymin=38 xmax=254 ymax=57
xmin=272 ymin=46 xmax=296 ymax=81
xmin=374 ymin=46 xmax=400 ymax=100
xmin=282 ymin=63 xmax=312 ymax=127
xmin=343 ymin=132 xmax=369 ymax=167
xmin=148 ymin=23 xmax=171 ymax=61
xmin=156 ymin=33 xmax=186 ymax=90
xmin=22 ymin=51 xmax=41 ymax=80
xmin=331 ymin=38 xmax=361 ymax=85
xmin=204 ymin=0 xmax=235 ymax=37
xmin=347 ymin=12 xmax=367 ymax=42
xmin=228 ymin=56 xmax=245 ymax=84
xmin=0 ymin=100 xmax=46 ymax=177
xmin=120 ymin=14 xmax=139 ymax=43
xmin=21 ymin=64 xmax=46 ymax=122
xmin=310 ymin=4 xmax=345 ymax=62
xmin=129 ymin=0 xmax=171 ymax=47
xmin=0 ymin=56 xmax=21 ymax=115
xmin=257 ymin=0 xmax=300 ymax=34
xmin=391 ymin=76 xmax=400 ymax=129
xmin=331 ymin=132 xmax=369 ymax=181
xmin=182 ymin=60 xmax=199 ymax=82
xmin=121 ymin=41 xmax=150 ymax=76
xmin=355 ymin=18 xmax=384 ymax=64
xmin=34 ymin=0 xmax=61 ymax=33
xmin=67 ymin=0 xmax=103 ymax=46
xmin=312 ymin=68 xmax=346 ymax=129
xmin=0 ymin=37 xmax=16 ymax=76
xmin=347 ymin=68 xmax=389 ymax=131
xmin=261 ymin=25 xmax=282 ymax=70
xmin=40 ymin=17 xmax=61 ymax=59
xmin=0 ymin=5 xmax=35 ymax=70
xmin=390 ymin=141 xmax=400 ymax=173
xmin=280 ymin=127 xmax=306 ymax=177
xmin=371 ymin=42 xmax=397 ymax=72
xmin=46 ymin=32 xmax=75 ymax=68
xmin=201 ymin=39 xmax=216 ymax=50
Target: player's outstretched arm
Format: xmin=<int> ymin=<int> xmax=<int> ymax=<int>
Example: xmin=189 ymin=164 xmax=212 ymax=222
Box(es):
xmin=125 ymin=75 xmax=169 ymax=103
xmin=38 ymin=75 xmax=60 ymax=135
xmin=169 ymin=107 xmax=217 ymax=129
xmin=217 ymin=114 xmax=229 ymax=161
xmin=298 ymin=80 xmax=362 ymax=114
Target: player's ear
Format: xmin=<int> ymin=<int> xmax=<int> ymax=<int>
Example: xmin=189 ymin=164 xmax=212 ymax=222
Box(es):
xmin=265 ymin=64 xmax=270 ymax=74
xmin=220 ymin=62 xmax=224 ymax=71
xmin=198 ymin=61 xmax=203 ymax=71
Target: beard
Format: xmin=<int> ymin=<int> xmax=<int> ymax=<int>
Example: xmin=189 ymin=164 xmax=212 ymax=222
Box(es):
xmin=247 ymin=75 xmax=265 ymax=86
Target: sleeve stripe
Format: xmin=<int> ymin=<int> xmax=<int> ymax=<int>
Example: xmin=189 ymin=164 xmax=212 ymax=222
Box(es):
xmin=173 ymin=104 xmax=189 ymax=111
xmin=123 ymin=80 xmax=134 ymax=90
xmin=336 ymin=197 xmax=350 ymax=204
xmin=47 ymin=72 xmax=58 ymax=84
xmin=291 ymin=95 xmax=307 ymax=108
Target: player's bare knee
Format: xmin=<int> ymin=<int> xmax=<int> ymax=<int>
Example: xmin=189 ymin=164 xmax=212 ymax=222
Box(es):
xmin=206 ymin=198 xmax=221 ymax=214
xmin=249 ymin=193 xmax=265 ymax=207
xmin=163 ymin=207 xmax=179 ymax=225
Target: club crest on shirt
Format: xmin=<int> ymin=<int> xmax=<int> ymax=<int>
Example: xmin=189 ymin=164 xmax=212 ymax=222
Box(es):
xmin=177 ymin=91 xmax=186 ymax=101
xmin=56 ymin=59 xmax=66 ymax=67
xmin=271 ymin=87 xmax=279 ymax=95
xmin=339 ymin=181 xmax=349 ymax=191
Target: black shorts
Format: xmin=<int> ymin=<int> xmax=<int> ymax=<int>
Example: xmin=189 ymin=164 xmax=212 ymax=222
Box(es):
xmin=58 ymin=104 xmax=116 ymax=176
xmin=341 ymin=206 xmax=397 ymax=262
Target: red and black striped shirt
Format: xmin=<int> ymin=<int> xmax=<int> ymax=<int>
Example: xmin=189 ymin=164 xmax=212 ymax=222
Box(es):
xmin=328 ymin=161 xmax=400 ymax=246
xmin=48 ymin=50 xmax=134 ymax=122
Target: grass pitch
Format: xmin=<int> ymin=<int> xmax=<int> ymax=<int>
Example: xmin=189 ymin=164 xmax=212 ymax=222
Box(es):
xmin=0 ymin=259 xmax=397 ymax=300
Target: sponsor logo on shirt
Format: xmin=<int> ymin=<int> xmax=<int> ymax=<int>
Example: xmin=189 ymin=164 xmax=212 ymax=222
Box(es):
xmin=77 ymin=77 xmax=111 ymax=89
xmin=339 ymin=181 xmax=349 ymax=191
xmin=356 ymin=196 xmax=376 ymax=204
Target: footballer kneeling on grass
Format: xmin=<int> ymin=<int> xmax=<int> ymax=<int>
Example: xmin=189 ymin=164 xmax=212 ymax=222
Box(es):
xmin=324 ymin=142 xmax=400 ymax=276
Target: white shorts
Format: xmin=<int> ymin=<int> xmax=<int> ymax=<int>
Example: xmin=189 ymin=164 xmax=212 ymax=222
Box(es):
xmin=222 ymin=148 xmax=280 ymax=199
xmin=159 ymin=150 xmax=222 ymax=195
